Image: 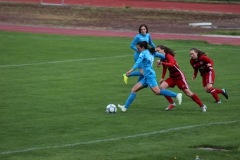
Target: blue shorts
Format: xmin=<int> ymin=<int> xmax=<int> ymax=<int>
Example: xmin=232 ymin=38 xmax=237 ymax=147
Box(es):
xmin=139 ymin=76 xmax=158 ymax=88
xmin=134 ymin=52 xmax=143 ymax=69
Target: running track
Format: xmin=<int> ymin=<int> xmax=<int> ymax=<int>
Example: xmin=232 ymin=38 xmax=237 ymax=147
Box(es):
xmin=2 ymin=0 xmax=240 ymax=13
xmin=0 ymin=0 xmax=240 ymax=46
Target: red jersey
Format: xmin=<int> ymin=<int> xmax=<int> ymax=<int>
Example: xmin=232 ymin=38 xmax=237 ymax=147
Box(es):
xmin=161 ymin=53 xmax=185 ymax=80
xmin=190 ymin=55 xmax=214 ymax=77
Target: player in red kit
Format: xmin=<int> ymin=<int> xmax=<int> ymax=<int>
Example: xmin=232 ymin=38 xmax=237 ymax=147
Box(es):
xmin=155 ymin=45 xmax=207 ymax=112
xmin=189 ymin=48 xmax=228 ymax=103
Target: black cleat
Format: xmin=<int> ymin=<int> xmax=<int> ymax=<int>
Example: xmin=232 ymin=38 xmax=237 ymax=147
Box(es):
xmin=222 ymin=88 xmax=228 ymax=99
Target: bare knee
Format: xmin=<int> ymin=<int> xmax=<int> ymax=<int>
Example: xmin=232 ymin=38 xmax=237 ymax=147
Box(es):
xmin=153 ymin=91 xmax=159 ymax=95
xmin=159 ymin=86 xmax=165 ymax=90
xmin=183 ymin=89 xmax=193 ymax=97
xmin=159 ymin=82 xmax=168 ymax=90
xmin=185 ymin=92 xmax=193 ymax=97
xmin=204 ymin=87 xmax=210 ymax=93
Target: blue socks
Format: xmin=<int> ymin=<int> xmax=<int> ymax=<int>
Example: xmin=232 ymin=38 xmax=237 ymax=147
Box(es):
xmin=128 ymin=71 xmax=141 ymax=77
xmin=127 ymin=71 xmax=143 ymax=82
xmin=137 ymin=75 xmax=144 ymax=82
xmin=160 ymin=89 xmax=177 ymax=97
xmin=125 ymin=92 xmax=136 ymax=108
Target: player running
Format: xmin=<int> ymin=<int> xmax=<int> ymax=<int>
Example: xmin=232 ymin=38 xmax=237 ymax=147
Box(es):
xmin=123 ymin=24 xmax=156 ymax=84
xmin=118 ymin=41 xmax=182 ymax=112
xmin=189 ymin=48 xmax=228 ymax=103
xmin=155 ymin=45 xmax=207 ymax=112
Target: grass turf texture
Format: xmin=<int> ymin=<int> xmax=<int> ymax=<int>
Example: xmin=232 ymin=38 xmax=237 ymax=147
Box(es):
xmin=0 ymin=31 xmax=240 ymax=160
xmin=208 ymin=30 xmax=240 ymax=36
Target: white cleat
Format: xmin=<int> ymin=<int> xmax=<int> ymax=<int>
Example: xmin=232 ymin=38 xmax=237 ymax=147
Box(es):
xmin=165 ymin=102 xmax=176 ymax=111
xmin=118 ymin=104 xmax=127 ymax=112
xmin=176 ymin=93 xmax=182 ymax=105
xmin=201 ymin=105 xmax=207 ymax=112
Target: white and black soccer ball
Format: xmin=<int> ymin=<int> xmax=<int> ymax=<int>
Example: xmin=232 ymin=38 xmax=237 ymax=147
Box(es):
xmin=106 ymin=104 xmax=117 ymax=114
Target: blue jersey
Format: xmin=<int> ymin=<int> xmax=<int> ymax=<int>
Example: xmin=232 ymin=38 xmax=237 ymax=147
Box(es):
xmin=130 ymin=33 xmax=155 ymax=52
xmin=132 ymin=50 xmax=165 ymax=78
xmin=132 ymin=50 xmax=165 ymax=88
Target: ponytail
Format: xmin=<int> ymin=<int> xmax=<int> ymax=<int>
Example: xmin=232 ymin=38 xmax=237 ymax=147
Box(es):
xmin=156 ymin=45 xmax=175 ymax=56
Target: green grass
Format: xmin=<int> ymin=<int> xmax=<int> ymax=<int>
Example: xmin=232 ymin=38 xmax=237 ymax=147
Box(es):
xmin=0 ymin=31 xmax=240 ymax=160
xmin=208 ymin=30 xmax=240 ymax=36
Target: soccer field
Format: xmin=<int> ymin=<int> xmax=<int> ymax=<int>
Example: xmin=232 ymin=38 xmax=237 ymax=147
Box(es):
xmin=0 ymin=31 xmax=239 ymax=160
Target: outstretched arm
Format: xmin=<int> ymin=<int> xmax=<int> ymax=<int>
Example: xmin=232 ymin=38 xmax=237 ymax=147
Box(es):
xmin=154 ymin=52 xmax=165 ymax=61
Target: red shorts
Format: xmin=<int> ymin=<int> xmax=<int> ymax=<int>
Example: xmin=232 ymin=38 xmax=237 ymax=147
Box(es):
xmin=165 ymin=77 xmax=189 ymax=90
xmin=201 ymin=70 xmax=215 ymax=87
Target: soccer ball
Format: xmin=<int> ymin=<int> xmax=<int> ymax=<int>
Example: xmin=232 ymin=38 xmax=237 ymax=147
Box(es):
xmin=106 ymin=104 xmax=117 ymax=114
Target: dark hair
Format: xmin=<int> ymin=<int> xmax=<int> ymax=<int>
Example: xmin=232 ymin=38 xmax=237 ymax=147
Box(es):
xmin=137 ymin=41 xmax=148 ymax=49
xmin=156 ymin=45 xmax=175 ymax=56
xmin=137 ymin=41 xmax=155 ymax=55
xmin=190 ymin=48 xmax=207 ymax=57
xmin=138 ymin=24 xmax=149 ymax=34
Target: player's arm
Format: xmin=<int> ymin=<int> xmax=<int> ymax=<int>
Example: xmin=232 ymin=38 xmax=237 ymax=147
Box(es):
xmin=192 ymin=69 xmax=198 ymax=81
xmin=159 ymin=67 xmax=167 ymax=84
xmin=130 ymin=36 xmax=139 ymax=52
xmin=154 ymin=52 xmax=165 ymax=61
xmin=127 ymin=52 xmax=144 ymax=76
xmin=200 ymin=56 xmax=214 ymax=67
xmin=190 ymin=60 xmax=198 ymax=81
xmin=161 ymin=55 xmax=175 ymax=67
xmin=148 ymin=34 xmax=156 ymax=48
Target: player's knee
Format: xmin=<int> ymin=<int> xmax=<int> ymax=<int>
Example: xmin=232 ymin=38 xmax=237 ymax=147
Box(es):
xmin=205 ymin=88 xmax=210 ymax=93
xmin=159 ymin=86 xmax=165 ymax=90
xmin=154 ymin=91 xmax=159 ymax=95
xmin=185 ymin=92 xmax=193 ymax=97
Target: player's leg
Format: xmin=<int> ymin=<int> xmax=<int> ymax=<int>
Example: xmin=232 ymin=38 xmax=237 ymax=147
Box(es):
xmin=160 ymin=79 xmax=176 ymax=110
xmin=183 ymin=88 xmax=207 ymax=112
xmin=123 ymin=52 xmax=143 ymax=84
xmin=149 ymin=78 xmax=182 ymax=105
xmin=118 ymin=81 xmax=146 ymax=112
xmin=203 ymin=71 xmax=221 ymax=103
xmin=205 ymin=83 xmax=221 ymax=103
xmin=137 ymin=68 xmax=144 ymax=82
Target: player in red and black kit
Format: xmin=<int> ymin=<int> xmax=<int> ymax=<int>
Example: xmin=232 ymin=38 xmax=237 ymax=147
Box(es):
xmin=189 ymin=48 xmax=228 ymax=104
xmin=156 ymin=45 xmax=207 ymax=112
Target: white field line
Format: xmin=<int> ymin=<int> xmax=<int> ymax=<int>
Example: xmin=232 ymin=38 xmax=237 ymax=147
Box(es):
xmin=1 ymin=120 xmax=239 ymax=155
xmin=0 ymin=48 xmax=212 ymax=68
xmin=0 ymin=55 xmax=131 ymax=68
xmin=5 ymin=35 xmax=130 ymax=44
xmin=4 ymin=35 xmax=240 ymax=51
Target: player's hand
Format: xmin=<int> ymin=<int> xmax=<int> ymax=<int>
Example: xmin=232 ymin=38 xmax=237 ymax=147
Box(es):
xmin=159 ymin=78 xmax=164 ymax=84
xmin=206 ymin=63 xmax=212 ymax=67
xmin=156 ymin=60 xmax=162 ymax=67
xmin=192 ymin=76 xmax=196 ymax=81
xmin=126 ymin=69 xmax=133 ymax=76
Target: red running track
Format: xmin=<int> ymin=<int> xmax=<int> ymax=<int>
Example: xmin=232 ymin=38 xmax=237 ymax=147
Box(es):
xmin=0 ymin=0 xmax=240 ymax=45
xmin=1 ymin=0 xmax=240 ymax=13
xmin=1 ymin=24 xmax=240 ymax=46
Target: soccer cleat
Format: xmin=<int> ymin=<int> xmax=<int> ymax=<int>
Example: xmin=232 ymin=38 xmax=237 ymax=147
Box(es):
xmin=176 ymin=93 xmax=182 ymax=105
xmin=118 ymin=104 xmax=127 ymax=112
xmin=222 ymin=88 xmax=228 ymax=99
xmin=165 ymin=102 xmax=176 ymax=111
xmin=215 ymin=100 xmax=222 ymax=104
xmin=201 ymin=105 xmax=207 ymax=112
xmin=123 ymin=74 xmax=128 ymax=84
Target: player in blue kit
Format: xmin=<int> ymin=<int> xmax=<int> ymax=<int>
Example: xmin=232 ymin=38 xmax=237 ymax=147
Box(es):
xmin=118 ymin=41 xmax=182 ymax=112
xmin=123 ymin=24 xmax=156 ymax=84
